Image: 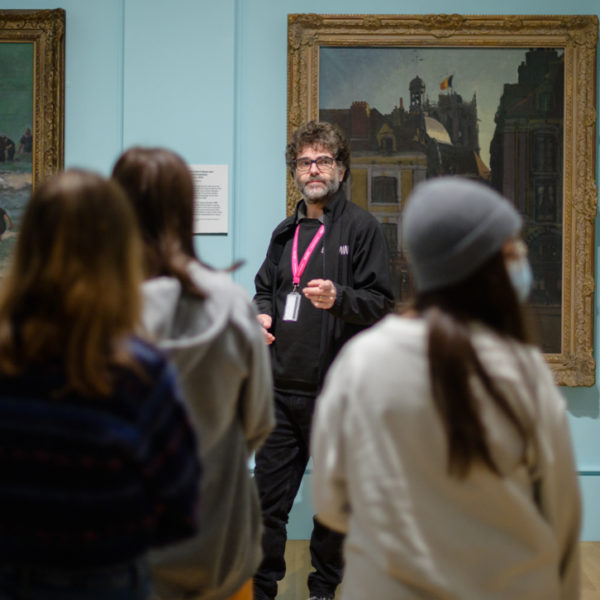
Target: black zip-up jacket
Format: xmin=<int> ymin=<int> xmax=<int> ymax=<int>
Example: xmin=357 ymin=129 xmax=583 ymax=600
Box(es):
xmin=254 ymin=187 xmax=395 ymax=386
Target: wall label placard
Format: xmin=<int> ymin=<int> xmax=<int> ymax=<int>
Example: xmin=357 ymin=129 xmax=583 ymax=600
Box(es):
xmin=190 ymin=164 xmax=228 ymax=234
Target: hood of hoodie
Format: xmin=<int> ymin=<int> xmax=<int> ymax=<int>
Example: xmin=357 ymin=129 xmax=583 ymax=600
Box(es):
xmin=141 ymin=261 xmax=237 ymax=363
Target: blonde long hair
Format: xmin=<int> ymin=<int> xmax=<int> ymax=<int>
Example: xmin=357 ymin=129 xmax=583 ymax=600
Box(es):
xmin=0 ymin=169 xmax=144 ymax=396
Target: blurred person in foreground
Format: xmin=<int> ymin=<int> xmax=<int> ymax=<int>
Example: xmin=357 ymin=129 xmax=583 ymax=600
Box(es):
xmin=0 ymin=169 xmax=200 ymax=600
xmin=112 ymin=146 xmax=274 ymax=600
xmin=311 ymin=176 xmax=581 ymax=600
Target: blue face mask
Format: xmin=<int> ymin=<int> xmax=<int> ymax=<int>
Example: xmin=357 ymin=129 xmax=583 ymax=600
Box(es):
xmin=506 ymin=257 xmax=533 ymax=303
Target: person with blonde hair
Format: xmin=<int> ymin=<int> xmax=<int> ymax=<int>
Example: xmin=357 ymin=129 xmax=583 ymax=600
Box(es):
xmin=112 ymin=147 xmax=274 ymax=600
xmin=0 ymin=169 xmax=201 ymax=600
xmin=311 ymin=176 xmax=581 ymax=599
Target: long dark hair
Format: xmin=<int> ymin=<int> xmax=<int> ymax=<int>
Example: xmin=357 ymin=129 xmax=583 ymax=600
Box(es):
xmin=111 ymin=146 xmax=205 ymax=297
xmin=414 ymin=250 xmax=533 ymax=479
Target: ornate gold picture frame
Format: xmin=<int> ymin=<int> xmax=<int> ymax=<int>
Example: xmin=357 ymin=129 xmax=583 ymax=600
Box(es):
xmin=0 ymin=9 xmax=65 ymax=269
xmin=287 ymin=13 xmax=598 ymax=386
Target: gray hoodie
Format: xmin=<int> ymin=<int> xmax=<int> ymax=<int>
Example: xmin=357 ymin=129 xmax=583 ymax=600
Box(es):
xmin=143 ymin=262 xmax=274 ymax=600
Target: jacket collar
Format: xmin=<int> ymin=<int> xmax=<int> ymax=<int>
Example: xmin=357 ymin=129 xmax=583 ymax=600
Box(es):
xmin=292 ymin=186 xmax=347 ymax=225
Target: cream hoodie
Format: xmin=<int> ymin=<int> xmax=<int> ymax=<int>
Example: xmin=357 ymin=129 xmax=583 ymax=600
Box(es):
xmin=312 ymin=315 xmax=580 ymax=600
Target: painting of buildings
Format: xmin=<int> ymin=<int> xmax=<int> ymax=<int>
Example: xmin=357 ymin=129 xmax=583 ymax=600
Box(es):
xmin=319 ymin=47 xmax=564 ymax=352
xmin=490 ymin=49 xmax=564 ymax=352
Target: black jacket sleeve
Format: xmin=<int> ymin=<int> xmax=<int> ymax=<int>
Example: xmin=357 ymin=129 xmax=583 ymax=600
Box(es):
xmin=253 ymin=218 xmax=295 ymax=318
xmin=254 ymin=252 xmax=274 ymax=317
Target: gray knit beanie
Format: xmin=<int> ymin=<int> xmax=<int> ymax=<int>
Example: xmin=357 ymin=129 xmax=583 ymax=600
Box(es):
xmin=402 ymin=176 xmax=522 ymax=292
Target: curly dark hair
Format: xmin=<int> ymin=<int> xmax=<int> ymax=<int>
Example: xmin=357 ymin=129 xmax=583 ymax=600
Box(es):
xmin=285 ymin=121 xmax=351 ymax=182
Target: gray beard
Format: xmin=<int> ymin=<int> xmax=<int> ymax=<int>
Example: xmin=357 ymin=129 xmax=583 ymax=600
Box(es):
xmin=300 ymin=178 xmax=340 ymax=203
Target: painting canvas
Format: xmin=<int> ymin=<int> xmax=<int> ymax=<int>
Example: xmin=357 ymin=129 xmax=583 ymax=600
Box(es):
xmin=318 ymin=46 xmax=564 ymax=353
xmin=0 ymin=42 xmax=34 ymax=265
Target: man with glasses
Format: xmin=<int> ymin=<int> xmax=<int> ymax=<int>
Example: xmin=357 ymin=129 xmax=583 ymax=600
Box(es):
xmin=253 ymin=121 xmax=394 ymax=600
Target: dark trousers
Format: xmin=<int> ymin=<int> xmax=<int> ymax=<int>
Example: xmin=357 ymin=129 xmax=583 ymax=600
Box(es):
xmin=253 ymin=391 xmax=344 ymax=600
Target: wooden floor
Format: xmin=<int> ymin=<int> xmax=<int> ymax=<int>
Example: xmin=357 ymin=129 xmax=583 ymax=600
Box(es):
xmin=279 ymin=540 xmax=340 ymax=600
xmin=583 ymin=542 xmax=600 ymax=600
xmin=277 ymin=540 xmax=600 ymax=600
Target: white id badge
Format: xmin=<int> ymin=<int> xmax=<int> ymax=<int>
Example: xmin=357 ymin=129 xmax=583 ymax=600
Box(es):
xmin=283 ymin=291 xmax=301 ymax=321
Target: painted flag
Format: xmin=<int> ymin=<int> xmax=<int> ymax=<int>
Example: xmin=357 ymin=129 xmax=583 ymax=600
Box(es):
xmin=440 ymin=75 xmax=453 ymax=90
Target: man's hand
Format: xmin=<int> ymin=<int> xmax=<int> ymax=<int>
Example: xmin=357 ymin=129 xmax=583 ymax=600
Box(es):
xmin=257 ymin=313 xmax=275 ymax=345
xmin=303 ymin=279 xmax=337 ymax=310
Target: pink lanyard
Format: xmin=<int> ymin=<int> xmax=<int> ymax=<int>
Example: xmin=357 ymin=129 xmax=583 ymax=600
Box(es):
xmin=291 ymin=223 xmax=325 ymax=287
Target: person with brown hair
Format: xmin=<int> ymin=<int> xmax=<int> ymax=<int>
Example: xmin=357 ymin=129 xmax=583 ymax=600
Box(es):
xmin=0 ymin=169 xmax=201 ymax=600
xmin=112 ymin=147 xmax=274 ymax=600
xmin=311 ymin=176 xmax=581 ymax=599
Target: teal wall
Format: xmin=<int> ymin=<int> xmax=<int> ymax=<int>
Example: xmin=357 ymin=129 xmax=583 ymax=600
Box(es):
xmin=1 ymin=0 xmax=599 ymax=539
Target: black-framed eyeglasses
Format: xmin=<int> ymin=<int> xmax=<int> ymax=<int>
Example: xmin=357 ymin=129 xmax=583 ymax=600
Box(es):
xmin=295 ymin=156 xmax=336 ymax=173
